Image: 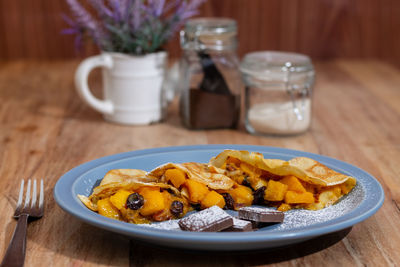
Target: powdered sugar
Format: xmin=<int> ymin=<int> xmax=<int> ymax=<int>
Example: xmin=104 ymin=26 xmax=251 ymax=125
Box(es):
xmin=179 ymin=206 xmax=233 ymax=231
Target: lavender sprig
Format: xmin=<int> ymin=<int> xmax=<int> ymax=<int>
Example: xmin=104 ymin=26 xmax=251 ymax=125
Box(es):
xmin=63 ymin=0 xmax=206 ymax=55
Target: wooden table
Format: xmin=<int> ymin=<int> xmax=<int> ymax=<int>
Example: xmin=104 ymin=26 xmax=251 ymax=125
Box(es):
xmin=0 ymin=60 xmax=399 ymax=266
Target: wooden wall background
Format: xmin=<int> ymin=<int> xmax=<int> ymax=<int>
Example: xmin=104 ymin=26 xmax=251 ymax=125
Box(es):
xmin=0 ymin=0 xmax=399 ymax=62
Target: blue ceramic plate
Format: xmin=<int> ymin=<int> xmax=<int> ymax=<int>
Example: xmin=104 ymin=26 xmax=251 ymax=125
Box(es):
xmin=54 ymin=145 xmax=384 ymax=251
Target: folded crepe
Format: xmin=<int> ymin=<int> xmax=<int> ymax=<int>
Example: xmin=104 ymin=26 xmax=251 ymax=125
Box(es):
xmin=210 ymin=150 xmax=356 ymax=211
xmin=148 ymin=162 xmax=249 ymax=209
xmin=78 ymin=169 xmax=191 ymax=224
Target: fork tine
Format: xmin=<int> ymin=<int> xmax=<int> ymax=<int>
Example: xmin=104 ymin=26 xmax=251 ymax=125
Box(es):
xmin=31 ymin=180 xmax=37 ymax=208
xmin=23 ymin=179 xmax=31 ymax=210
xmin=16 ymin=180 xmax=24 ymax=210
xmin=39 ymin=179 xmax=44 ymax=210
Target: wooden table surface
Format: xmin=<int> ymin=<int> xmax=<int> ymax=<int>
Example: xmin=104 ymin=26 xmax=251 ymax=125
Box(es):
xmin=0 ymin=59 xmax=399 ymax=266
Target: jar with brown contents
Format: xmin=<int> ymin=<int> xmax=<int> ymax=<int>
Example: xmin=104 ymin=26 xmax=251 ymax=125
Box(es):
xmin=179 ymin=18 xmax=242 ymax=129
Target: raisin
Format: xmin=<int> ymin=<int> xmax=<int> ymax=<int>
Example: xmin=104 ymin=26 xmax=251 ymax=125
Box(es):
xmin=126 ymin=193 xmax=144 ymax=210
xmin=222 ymin=193 xmax=235 ymax=210
xmin=242 ymin=176 xmax=251 ymax=188
xmin=252 ymin=186 xmax=266 ymax=205
xmin=192 ymin=203 xmax=202 ymax=211
xmin=170 ymin=201 xmax=184 ymax=216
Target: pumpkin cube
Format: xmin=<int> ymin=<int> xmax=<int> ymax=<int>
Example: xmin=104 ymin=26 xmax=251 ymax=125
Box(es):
xmin=138 ymin=187 xmax=166 ymax=216
xmin=277 ymin=203 xmax=291 ymax=212
xmin=165 ymin=168 xmax=187 ymax=188
xmin=284 ymin=191 xmax=314 ymax=204
xmin=264 ymin=180 xmax=288 ymax=201
xmin=184 ymin=179 xmax=209 ymax=203
xmin=97 ymin=198 xmax=120 ymax=220
xmin=109 ymin=189 xmax=132 ymax=210
xmin=201 ymin=191 xmax=226 ymax=209
xmin=230 ymin=185 xmax=254 ymax=206
xmin=279 ymin=175 xmax=306 ymax=193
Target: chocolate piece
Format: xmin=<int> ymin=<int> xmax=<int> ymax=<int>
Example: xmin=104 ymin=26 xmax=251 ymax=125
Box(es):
xmin=178 ymin=206 xmax=233 ymax=232
xmin=223 ymin=217 xmax=253 ymax=232
xmin=238 ymin=207 xmax=284 ymax=223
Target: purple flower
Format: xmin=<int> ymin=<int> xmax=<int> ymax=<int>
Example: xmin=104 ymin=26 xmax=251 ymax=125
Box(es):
xmin=63 ymin=0 xmax=206 ymax=54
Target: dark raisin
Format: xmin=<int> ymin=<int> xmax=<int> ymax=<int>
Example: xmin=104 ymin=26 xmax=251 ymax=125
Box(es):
xmin=222 ymin=193 xmax=235 ymax=210
xmin=192 ymin=203 xmax=202 ymax=211
xmin=126 ymin=193 xmax=144 ymax=210
xmin=252 ymin=186 xmax=266 ymax=204
xmin=170 ymin=201 xmax=184 ymax=216
xmin=167 ymin=188 xmax=175 ymax=195
xmin=242 ymin=176 xmax=251 ymax=188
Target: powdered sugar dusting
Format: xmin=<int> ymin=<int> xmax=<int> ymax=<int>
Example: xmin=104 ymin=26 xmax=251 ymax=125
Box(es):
xmin=239 ymin=206 xmax=282 ymax=214
xmin=232 ymin=217 xmax=251 ymax=227
xmin=144 ymin=220 xmax=182 ymax=231
xmin=179 ymin=206 xmax=232 ymax=231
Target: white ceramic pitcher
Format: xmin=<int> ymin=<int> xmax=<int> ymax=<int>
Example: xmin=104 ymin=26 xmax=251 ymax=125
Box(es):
xmin=75 ymin=51 xmax=167 ymax=125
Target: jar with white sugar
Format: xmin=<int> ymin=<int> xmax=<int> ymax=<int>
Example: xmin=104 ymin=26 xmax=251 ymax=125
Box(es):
xmin=240 ymin=51 xmax=315 ymax=136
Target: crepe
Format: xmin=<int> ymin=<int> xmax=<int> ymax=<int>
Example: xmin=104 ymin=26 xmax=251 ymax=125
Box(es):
xmin=78 ymin=169 xmax=191 ymax=224
xmin=210 ymin=150 xmax=356 ymax=211
xmin=149 ymin=162 xmax=234 ymax=189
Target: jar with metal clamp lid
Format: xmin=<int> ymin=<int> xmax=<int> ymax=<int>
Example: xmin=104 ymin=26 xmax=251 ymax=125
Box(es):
xmin=179 ymin=18 xmax=241 ymax=129
xmin=240 ymin=51 xmax=315 ymax=135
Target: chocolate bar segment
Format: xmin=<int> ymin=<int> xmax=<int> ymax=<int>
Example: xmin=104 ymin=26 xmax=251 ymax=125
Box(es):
xmin=179 ymin=206 xmax=233 ymax=232
xmin=238 ymin=207 xmax=284 ymax=223
xmin=223 ymin=217 xmax=253 ymax=232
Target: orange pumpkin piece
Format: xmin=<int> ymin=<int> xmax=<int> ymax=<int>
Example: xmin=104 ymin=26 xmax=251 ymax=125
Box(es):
xmin=229 ymin=185 xmax=254 ymax=206
xmin=284 ymin=191 xmax=314 ymax=204
xmin=277 ymin=203 xmax=291 ymax=212
xmin=279 ymin=175 xmax=306 ymax=193
xmin=109 ymin=189 xmax=132 ymax=210
xmin=264 ymin=180 xmax=288 ymax=201
xmin=184 ymin=179 xmax=209 ymax=203
xmin=165 ymin=168 xmax=187 ymax=188
xmin=97 ymin=198 xmax=120 ymax=220
xmin=201 ymin=191 xmax=226 ymax=209
xmin=138 ymin=187 xmax=166 ymax=216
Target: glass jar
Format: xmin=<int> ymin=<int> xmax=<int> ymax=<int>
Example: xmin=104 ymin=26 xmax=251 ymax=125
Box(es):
xmin=240 ymin=51 xmax=315 ymax=136
xmin=179 ymin=18 xmax=241 ymax=129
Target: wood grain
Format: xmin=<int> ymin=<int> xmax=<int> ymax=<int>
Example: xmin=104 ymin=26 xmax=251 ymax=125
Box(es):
xmin=0 ymin=0 xmax=400 ymax=61
xmin=0 ymin=59 xmax=399 ymax=266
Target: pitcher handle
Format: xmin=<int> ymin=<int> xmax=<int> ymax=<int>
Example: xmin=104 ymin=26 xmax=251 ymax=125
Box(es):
xmin=75 ymin=54 xmax=114 ymax=115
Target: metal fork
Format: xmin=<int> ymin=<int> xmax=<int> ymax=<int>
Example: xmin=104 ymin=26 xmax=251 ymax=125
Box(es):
xmin=1 ymin=180 xmax=44 ymax=267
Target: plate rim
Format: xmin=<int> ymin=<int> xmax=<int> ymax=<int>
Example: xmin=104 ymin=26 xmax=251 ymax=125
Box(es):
xmin=54 ymin=144 xmax=385 ymax=246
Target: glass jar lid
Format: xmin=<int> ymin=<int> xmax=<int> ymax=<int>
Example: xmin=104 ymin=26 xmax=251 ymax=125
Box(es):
xmin=240 ymin=51 xmax=314 ymax=81
xmin=180 ymin=18 xmax=237 ymax=51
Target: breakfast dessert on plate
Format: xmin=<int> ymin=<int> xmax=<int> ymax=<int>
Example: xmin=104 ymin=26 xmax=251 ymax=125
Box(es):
xmin=77 ymin=149 xmax=357 ymax=227
xmin=77 ymin=169 xmax=191 ymax=224
xmin=209 ymin=150 xmax=356 ymax=211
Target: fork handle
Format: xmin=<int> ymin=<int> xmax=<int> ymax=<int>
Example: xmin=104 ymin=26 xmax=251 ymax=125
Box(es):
xmin=1 ymin=214 xmax=29 ymax=267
